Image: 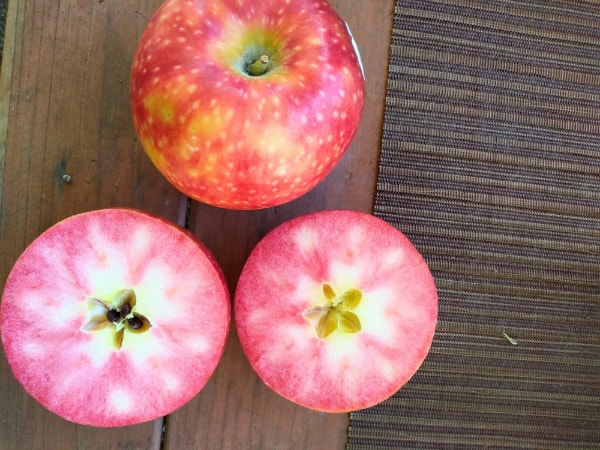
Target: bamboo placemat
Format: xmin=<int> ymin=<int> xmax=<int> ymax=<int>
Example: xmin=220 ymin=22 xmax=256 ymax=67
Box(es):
xmin=348 ymin=1 xmax=600 ymax=448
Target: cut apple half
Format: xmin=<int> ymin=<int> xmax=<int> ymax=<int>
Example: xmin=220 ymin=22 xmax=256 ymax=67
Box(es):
xmin=235 ymin=210 xmax=438 ymax=412
xmin=0 ymin=208 xmax=230 ymax=426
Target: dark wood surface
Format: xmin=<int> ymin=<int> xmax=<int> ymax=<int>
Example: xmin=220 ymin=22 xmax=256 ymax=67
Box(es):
xmin=0 ymin=0 xmax=394 ymax=448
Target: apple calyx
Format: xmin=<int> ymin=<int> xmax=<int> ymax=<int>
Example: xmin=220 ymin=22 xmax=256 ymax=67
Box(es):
xmin=82 ymin=289 xmax=152 ymax=350
xmin=302 ymin=284 xmax=362 ymax=339
xmin=245 ymin=54 xmax=271 ymax=77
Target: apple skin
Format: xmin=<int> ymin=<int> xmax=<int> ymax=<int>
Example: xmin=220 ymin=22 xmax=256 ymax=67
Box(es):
xmin=234 ymin=210 xmax=438 ymax=412
xmin=0 ymin=208 xmax=230 ymax=427
xmin=130 ymin=0 xmax=365 ymax=209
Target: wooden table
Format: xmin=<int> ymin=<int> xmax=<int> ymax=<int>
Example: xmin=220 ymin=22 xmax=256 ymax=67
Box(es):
xmin=0 ymin=1 xmax=394 ymax=448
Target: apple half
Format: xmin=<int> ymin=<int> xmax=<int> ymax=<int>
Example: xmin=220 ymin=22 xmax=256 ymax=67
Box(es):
xmin=130 ymin=0 xmax=365 ymax=209
xmin=0 ymin=209 xmax=230 ymax=426
xmin=235 ymin=210 xmax=438 ymax=412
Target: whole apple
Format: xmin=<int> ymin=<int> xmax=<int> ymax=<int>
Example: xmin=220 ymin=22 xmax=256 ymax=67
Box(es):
xmin=130 ymin=0 xmax=365 ymax=209
xmin=235 ymin=210 xmax=438 ymax=412
xmin=0 ymin=209 xmax=230 ymax=426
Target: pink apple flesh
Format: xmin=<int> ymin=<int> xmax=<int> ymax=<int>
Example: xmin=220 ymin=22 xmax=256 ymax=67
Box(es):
xmin=0 ymin=209 xmax=230 ymax=426
xmin=130 ymin=0 xmax=365 ymax=209
xmin=234 ymin=210 xmax=438 ymax=412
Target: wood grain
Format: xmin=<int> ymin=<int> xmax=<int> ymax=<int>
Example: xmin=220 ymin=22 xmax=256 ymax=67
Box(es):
xmin=0 ymin=0 xmax=393 ymax=448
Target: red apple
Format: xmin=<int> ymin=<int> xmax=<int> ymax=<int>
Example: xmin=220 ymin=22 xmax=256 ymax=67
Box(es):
xmin=130 ymin=0 xmax=365 ymax=209
xmin=0 ymin=209 xmax=230 ymax=426
xmin=234 ymin=210 xmax=438 ymax=412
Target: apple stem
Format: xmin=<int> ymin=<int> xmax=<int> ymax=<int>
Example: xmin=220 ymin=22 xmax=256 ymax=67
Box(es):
xmin=246 ymin=54 xmax=270 ymax=77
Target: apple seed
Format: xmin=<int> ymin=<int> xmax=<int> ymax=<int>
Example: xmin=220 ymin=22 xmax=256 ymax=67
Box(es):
xmin=115 ymin=289 xmax=137 ymax=311
xmin=127 ymin=316 xmax=143 ymax=329
xmin=106 ymin=309 xmax=121 ymax=323
xmin=121 ymin=302 xmax=132 ymax=317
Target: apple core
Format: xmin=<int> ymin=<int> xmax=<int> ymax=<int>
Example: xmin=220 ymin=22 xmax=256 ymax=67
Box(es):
xmin=302 ymin=283 xmax=362 ymax=339
xmin=82 ymin=289 xmax=152 ymax=350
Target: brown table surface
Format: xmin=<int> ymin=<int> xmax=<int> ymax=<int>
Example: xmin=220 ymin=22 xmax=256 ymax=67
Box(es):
xmin=0 ymin=1 xmax=395 ymax=448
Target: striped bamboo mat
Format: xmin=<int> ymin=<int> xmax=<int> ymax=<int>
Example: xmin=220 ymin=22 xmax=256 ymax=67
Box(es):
xmin=348 ymin=1 xmax=600 ymax=448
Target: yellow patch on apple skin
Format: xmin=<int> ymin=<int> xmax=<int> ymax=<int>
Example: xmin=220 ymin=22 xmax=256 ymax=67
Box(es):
xmin=186 ymin=107 xmax=234 ymax=141
xmin=187 ymin=114 xmax=213 ymax=136
xmin=143 ymin=93 xmax=176 ymax=125
xmin=140 ymin=137 xmax=168 ymax=170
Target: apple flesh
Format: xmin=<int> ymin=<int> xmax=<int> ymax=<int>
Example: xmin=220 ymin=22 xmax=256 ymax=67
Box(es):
xmin=234 ymin=210 xmax=438 ymax=412
xmin=0 ymin=209 xmax=230 ymax=426
xmin=130 ymin=0 xmax=365 ymax=209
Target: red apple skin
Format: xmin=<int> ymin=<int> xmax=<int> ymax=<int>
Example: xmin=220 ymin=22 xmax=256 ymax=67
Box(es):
xmin=0 ymin=209 xmax=230 ymax=427
xmin=130 ymin=0 xmax=365 ymax=210
xmin=234 ymin=210 xmax=438 ymax=412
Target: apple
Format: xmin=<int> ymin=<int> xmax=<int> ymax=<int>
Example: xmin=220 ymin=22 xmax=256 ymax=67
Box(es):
xmin=234 ymin=210 xmax=438 ymax=412
xmin=0 ymin=208 xmax=230 ymax=426
xmin=130 ymin=0 xmax=365 ymax=209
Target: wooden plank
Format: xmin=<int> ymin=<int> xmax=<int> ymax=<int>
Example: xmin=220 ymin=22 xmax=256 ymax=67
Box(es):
xmin=169 ymin=1 xmax=396 ymax=448
xmin=0 ymin=0 xmax=180 ymax=448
